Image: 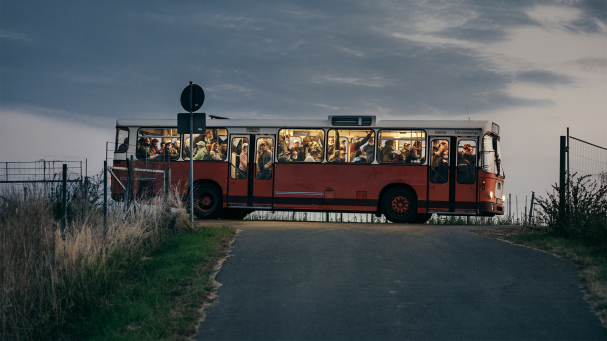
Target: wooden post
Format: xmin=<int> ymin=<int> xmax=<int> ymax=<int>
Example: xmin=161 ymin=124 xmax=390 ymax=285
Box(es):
xmin=528 ymin=191 xmax=535 ymax=225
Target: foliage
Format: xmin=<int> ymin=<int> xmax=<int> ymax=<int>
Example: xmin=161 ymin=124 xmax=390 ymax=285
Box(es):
xmin=535 ymin=174 xmax=607 ymax=248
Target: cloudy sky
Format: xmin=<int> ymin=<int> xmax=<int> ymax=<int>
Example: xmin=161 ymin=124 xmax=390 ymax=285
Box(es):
xmin=1 ymin=0 xmax=605 ymax=204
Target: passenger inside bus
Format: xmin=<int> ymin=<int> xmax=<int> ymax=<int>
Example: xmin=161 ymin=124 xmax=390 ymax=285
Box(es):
xmin=430 ymin=139 xmax=449 ymax=183
xmin=457 ymin=142 xmax=476 ymax=184
xmin=117 ymin=138 xmax=129 ymax=152
xmin=256 ymin=141 xmax=273 ymax=180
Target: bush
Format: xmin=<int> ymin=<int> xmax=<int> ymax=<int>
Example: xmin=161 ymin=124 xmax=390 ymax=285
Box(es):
xmin=536 ymin=174 xmax=607 ymax=248
xmin=0 ymin=178 xmax=191 ymax=340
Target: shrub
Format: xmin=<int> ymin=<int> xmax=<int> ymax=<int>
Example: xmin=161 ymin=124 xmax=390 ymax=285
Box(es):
xmin=535 ymin=174 xmax=607 ymax=248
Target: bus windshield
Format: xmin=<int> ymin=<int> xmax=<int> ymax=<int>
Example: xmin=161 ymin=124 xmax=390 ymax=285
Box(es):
xmin=482 ymin=135 xmax=504 ymax=178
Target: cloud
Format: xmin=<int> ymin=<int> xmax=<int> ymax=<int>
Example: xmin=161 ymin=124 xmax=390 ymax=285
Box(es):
xmin=515 ymin=70 xmax=574 ymax=88
xmin=571 ymin=57 xmax=607 ymax=71
xmin=0 ymin=0 xmax=603 ymax=123
xmin=0 ymin=29 xmax=33 ymax=41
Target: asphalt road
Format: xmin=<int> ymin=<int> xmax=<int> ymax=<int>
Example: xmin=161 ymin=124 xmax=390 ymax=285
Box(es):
xmin=194 ymin=221 xmax=605 ymax=341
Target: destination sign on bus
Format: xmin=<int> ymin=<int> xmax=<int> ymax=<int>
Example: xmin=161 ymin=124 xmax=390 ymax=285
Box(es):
xmin=429 ymin=129 xmax=479 ymax=136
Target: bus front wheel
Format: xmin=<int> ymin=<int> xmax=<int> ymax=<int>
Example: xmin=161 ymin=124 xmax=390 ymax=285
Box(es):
xmin=192 ymin=184 xmax=221 ymax=219
xmin=382 ymin=187 xmax=417 ymax=224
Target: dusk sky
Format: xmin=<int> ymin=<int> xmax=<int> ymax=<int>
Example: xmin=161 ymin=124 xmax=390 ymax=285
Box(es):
xmin=1 ymin=1 xmax=605 ymax=206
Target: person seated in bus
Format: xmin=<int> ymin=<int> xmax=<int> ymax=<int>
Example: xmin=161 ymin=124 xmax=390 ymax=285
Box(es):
xmin=202 ymin=131 xmax=213 ymax=145
xmin=352 ymin=150 xmax=363 ymax=162
xmin=327 ymin=136 xmax=335 ymax=159
xmin=150 ymin=139 xmax=160 ymax=154
xmin=183 ymin=137 xmax=191 ymax=158
xmin=117 ymin=137 xmax=129 ymax=152
xmin=360 ymin=136 xmax=374 ymax=164
xmin=391 ymin=150 xmax=403 ymax=163
xmin=278 ymin=150 xmax=291 ymax=162
xmin=305 ymin=150 xmax=319 ymax=162
xmin=405 ymin=147 xmax=421 ymax=164
xmin=463 ymin=144 xmax=476 ymax=166
xmin=193 ymin=142 xmax=210 ymax=160
xmin=209 ymin=143 xmax=223 ymax=161
xmin=349 ymin=130 xmax=373 ymax=159
xmin=400 ymin=142 xmax=410 ymax=159
xmin=289 ymin=150 xmax=299 ymax=162
xmin=291 ymin=141 xmax=304 ymax=161
xmin=164 ymin=141 xmax=178 ymax=160
xmin=256 ymin=142 xmax=272 ymax=180
xmin=137 ymin=138 xmax=150 ymax=160
xmin=302 ymin=136 xmax=322 ymax=159
xmin=171 ymin=140 xmax=180 ymax=160
xmin=277 ymin=134 xmax=290 ymax=158
xmin=238 ymin=144 xmax=248 ymax=179
xmin=331 ymin=149 xmax=345 ymax=162
xmin=220 ymin=141 xmax=228 ymax=160
xmin=380 ymin=140 xmax=395 ymax=162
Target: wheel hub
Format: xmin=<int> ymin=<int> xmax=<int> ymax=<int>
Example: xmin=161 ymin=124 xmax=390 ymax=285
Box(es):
xmin=391 ymin=195 xmax=410 ymax=214
xmin=196 ymin=192 xmax=215 ymax=212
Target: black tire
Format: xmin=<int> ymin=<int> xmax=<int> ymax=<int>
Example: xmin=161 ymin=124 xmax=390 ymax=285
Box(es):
xmin=381 ymin=187 xmax=417 ymax=224
xmin=412 ymin=213 xmax=432 ymax=224
xmin=220 ymin=208 xmax=250 ymax=220
xmin=192 ymin=184 xmax=222 ymax=219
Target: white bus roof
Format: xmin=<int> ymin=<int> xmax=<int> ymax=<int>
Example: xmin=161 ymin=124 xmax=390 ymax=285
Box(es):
xmin=116 ymin=117 xmax=497 ymax=135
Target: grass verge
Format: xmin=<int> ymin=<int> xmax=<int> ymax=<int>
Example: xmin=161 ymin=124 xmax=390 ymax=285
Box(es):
xmin=475 ymin=228 xmax=607 ymax=327
xmin=68 ymin=225 xmax=236 ymax=341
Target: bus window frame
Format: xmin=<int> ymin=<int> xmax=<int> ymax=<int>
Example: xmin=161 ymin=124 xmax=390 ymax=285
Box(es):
xmin=136 ymin=127 xmax=182 ymax=161
xmin=376 ymin=129 xmax=427 ymax=165
xmin=326 ymin=128 xmax=375 ymax=164
xmin=115 ymin=127 xmax=129 ymax=152
xmin=481 ymin=133 xmax=499 ymax=175
xmin=187 ymin=128 xmax=229 ymax=162
xmin=276 ymin=128 xmax=325 ymax=163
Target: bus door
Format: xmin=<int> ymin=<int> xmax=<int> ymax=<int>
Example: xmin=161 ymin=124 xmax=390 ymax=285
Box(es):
xmin=252 ymin=135 xmax=275 ymax=207
xmin=454 ymin=137 xmax=478 ymax=213
xmin=428 ymin=136 xmax=456 ymax=212
xmin=227 ymin=135 xmax=250 ymax=206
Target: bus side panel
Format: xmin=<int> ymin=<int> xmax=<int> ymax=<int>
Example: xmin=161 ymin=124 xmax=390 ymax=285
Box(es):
xmin=454 ymin=168 xmax=477 ymax=212
xmin=183 ymin=162 xmax=229 ymax=207
xmin=273 ymin=163 xmax=427 ymax=213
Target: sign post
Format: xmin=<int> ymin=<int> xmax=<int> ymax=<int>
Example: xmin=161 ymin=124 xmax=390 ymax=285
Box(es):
xmin=179 ymin=82 xmax=205 ymax=226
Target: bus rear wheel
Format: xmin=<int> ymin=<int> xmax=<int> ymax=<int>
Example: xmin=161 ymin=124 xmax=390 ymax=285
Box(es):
xmin=192 ymin=184 xmax=221 ymax=219
xmin=382 ymin=187 xmax=417 ymax=224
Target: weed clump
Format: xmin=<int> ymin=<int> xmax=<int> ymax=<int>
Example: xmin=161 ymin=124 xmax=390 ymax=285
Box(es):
xmin=0 ymin=179 xmax=188 ymax=340
xmin=536 ymin=174 xmax=607 ymax=248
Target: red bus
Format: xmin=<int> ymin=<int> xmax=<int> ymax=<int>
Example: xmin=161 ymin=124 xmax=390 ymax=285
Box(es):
xmin=111 ymin=115 xmax=505 ymax=223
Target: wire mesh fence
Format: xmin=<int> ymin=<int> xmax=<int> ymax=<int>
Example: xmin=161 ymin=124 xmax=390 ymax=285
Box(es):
xmin=569 ymin=135 xmax=607 ymax=187
xmin=0 ymin=160 xmax=82 ymax=183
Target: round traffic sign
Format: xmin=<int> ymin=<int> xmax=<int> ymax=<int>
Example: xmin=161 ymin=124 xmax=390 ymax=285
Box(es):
xmin=180 ymin=83 xmax=205 ymax=112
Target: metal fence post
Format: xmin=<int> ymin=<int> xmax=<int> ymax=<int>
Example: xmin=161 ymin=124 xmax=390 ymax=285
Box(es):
xmin=62 ymin=163 xmax=67 ymax=231
xmin=559 ymin=136 xmax=567 ymax=232
xmin=104 ymin=160 xmax=107 ymax=230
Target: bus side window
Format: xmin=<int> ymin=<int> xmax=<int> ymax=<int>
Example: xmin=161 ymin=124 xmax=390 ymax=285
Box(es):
xmin=277 ymin=129 xmax=324 ymax=162
xmin=457 ymin=140 xmax=477 ymax=184
xmin=115 ymin=127 xmax=129 ymax=152
xmin=430 ymin=139 xmax=449 ymax=183
xmin=230 ymin=137 xmax=248 ymax=179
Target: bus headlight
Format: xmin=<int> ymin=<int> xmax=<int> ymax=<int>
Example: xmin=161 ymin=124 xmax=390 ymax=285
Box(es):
xmin=502 ymin=195 xmax=505 ymax=202
xmin=489 ymin=190 xmax=493 ymax=199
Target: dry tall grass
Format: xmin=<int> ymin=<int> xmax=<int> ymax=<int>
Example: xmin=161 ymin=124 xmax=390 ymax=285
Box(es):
xmin=0 ymin=183 xmax=191 ymax=340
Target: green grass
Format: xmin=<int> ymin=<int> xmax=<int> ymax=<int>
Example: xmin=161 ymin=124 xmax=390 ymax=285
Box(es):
xmin=476 ymin=228 xmax=607 ymax=327
xmin=61 ymin=225 xmax=237 ymax=341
